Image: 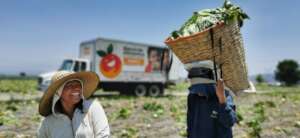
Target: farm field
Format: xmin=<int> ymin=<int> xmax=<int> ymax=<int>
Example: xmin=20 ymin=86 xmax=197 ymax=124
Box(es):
xmin=0 ymin=79 xmax=300 ymax=138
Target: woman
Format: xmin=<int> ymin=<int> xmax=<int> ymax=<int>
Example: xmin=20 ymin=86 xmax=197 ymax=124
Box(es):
xmin=186 ymin=61 xmax=237 ymax=138
xmin=145 ymin=48 xmax=161 ymax=72
xmin=37 ymin=71 xmax=110 ymax=138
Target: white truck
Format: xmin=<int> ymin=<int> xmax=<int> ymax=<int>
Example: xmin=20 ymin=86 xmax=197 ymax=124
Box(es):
xmin=38 ymin=37 xmax=184 ymax=96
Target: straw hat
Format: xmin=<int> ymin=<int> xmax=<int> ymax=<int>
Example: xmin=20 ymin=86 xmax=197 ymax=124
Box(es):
xmin=38 ymin=71 xmax=99 ymax=117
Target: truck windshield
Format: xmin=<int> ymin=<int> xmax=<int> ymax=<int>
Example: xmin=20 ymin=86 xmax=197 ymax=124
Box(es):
xmin=59 ymin=60 xmax=73 ymax=71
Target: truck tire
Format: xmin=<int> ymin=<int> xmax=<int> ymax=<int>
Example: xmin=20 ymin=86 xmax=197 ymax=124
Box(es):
xmin=134 ymin=84 xmax=147 ymax=97
xmin=148 ymin=84 xmax=162 ymax=97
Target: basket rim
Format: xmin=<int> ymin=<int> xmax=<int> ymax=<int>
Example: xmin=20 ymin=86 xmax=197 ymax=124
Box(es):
xmin=165 ymin=22 xmax=225 ymax=45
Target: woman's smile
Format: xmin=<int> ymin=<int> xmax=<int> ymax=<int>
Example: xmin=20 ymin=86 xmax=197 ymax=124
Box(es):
xmin=62 ymin=80 xmax=83 ymax=104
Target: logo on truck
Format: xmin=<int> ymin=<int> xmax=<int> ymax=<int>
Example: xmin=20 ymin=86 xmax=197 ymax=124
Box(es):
xmin=97 ymin=44 xmax=122 ymax=78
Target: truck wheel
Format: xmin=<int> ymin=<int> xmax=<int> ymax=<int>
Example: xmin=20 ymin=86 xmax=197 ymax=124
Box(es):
xmin=148 ymin=84 xmax=161 ymax=97
xmin=134 ymin=84 xmax=147 ymax=97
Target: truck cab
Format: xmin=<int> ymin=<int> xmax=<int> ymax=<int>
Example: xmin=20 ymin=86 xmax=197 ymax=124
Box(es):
xmin=59 ymin=59 xmax=90 ymax=72
xmin=37 ymin=58 xmax=90 ymax=91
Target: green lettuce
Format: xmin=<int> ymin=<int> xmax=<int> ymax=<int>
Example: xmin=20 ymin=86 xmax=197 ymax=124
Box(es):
xmin=170 ymin=0 xmax=249 ymax=40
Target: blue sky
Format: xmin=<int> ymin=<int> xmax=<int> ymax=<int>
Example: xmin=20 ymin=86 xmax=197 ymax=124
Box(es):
xmin=0 ymin=0 xmax=299 ymax=76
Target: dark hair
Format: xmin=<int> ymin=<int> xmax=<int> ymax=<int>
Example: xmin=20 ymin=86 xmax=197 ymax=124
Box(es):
xmin=188 ymin=67 xmax=214 ymax=80
xmin=54 ymin=99 xmax=84 ymax=114
xmin=147 ymin=48 xmax=156 ymax=58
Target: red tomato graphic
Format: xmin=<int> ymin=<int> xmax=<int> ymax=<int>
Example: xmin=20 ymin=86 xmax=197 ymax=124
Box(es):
xmin=97 ymin=44 xmax=122 ymax=78
xmin=100 ymin=54 xmax=122 ymax=78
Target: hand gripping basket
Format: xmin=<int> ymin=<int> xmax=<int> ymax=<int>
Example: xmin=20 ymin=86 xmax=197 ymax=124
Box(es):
xmin=165 ymin=21 xmax=249 ymax=94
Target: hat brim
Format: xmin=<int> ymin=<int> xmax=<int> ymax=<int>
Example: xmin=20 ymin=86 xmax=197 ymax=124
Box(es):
xmin=38 ymin=71 xmax=99 ymax=117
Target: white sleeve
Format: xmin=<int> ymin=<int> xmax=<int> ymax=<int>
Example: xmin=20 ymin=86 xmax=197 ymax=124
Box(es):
xmin=91 ymin=99 xmax=110 ymax=138
xmin=37 ymin=119 xmax=48 ymax=138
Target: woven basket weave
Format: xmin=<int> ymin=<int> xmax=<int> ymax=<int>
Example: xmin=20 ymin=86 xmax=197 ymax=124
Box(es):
xmin=165 ymin=21 xmax=249 ymax=93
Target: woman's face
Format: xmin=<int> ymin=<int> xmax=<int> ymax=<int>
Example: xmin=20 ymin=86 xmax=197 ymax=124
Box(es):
xmin=163 ymin=51 xmax=170 ymax=64
xmin=149 ymin=50 xmax=158 ymax=63
xmin=61 ymin=80 xmax=82 ymax=106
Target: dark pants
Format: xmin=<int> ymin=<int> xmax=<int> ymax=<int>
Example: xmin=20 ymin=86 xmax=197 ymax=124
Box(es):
xmin=187 ymin=94 xmax=218 ymax=138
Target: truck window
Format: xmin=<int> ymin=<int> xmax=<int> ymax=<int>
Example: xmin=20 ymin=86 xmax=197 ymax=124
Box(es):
xmin=59 ymin=60 xmax=73 ymax=71
xmin=81 ymin=62 xmax=87 ymax=71
xmin=73 ymin=61 xmax=80 ymax=72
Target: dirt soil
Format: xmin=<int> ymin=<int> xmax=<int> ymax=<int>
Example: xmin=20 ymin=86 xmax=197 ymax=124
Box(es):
xmin=0 ymin=89 xmax=300 ymax=138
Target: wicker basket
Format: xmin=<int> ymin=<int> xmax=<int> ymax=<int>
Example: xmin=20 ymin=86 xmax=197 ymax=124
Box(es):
xmin=165 ymin=21 xmax=249 ymax=94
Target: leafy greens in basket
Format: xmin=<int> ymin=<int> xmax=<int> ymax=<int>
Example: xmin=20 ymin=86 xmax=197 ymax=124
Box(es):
xmin=170 ymin=0 xmax=249 ymax=40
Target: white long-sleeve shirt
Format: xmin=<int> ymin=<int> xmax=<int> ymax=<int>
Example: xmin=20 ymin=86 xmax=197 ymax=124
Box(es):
xmin=37 ymin=99 xmax=110 ymax=138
